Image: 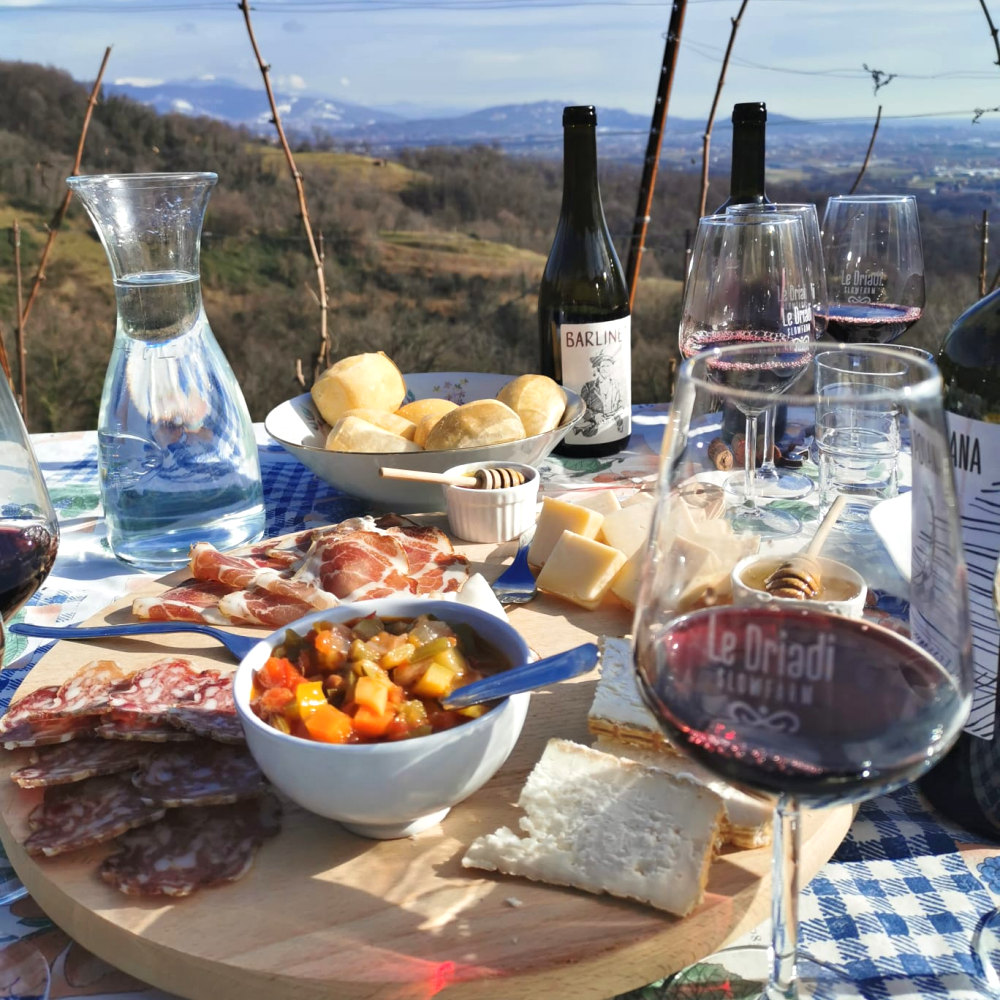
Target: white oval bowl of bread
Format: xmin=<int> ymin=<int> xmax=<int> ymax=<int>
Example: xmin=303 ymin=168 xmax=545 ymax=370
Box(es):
xmin=265 ymin=370 xmax=584 ymax=511
xmin=234 ymin=598 xmax=532 ymax=839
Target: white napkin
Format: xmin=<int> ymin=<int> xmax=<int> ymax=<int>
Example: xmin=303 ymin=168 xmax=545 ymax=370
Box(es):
xmin=450 ymin=573 xmax=508 ymax=621
xmin=869 ymin=492 xmax=911 ymax=582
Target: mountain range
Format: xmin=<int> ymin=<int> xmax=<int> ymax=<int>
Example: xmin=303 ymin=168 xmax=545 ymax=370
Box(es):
xmin=104 ymin=76 xmax=1000 ymax=168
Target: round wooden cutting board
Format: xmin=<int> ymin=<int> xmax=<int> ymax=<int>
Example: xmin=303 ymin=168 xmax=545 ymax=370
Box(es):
xmin=0 ymin=534 xmax=853 ymax=1000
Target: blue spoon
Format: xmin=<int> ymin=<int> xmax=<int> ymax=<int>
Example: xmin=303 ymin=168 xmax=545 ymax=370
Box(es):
xmin=9 ymin=622 xmax=262 ymax=662
xmin=440 ymin=641 xmax=599 ymax=709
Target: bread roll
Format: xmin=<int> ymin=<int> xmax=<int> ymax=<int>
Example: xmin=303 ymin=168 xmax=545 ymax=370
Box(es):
xmin=423 ymin=399 xmax=526 ymax=451
xmin=325 ymin=415 xmax=420 ymax=453
xmin=311 ymin=352 xmax=406 ymax=425
xmin=395 ymin=397 xmax=458 ymax=426
xmin=497 ymin=374 xmax=567 ymax=437
xmin=341 ymin=408 xmax=417 ymax=441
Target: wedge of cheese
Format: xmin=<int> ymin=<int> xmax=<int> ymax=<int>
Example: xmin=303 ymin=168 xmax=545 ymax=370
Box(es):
xmin=462 ymin=738 xmax=723 ymax=917
xmin=571 ymin=490 xmax=622 ymax=518
xmin=535 ymin=531 xmax=626 ymax=610
xmin=599 ymin=500 xmax=655 ymax=559
xmin=528 ymin=497 xmax=604 ymax=568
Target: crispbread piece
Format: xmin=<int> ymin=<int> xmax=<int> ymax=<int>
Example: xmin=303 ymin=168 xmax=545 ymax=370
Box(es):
xmin=589 ymin=638 xmax=772 ymax=850
xmin=462 ymin=738 xmax=723 ymax=917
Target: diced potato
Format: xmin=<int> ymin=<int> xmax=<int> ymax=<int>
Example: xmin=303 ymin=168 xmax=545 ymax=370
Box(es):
xmin=354 ymin=675 xmax=391 ymax=715
xmin=413 ymin=662 xmax=457 ymax=699
xmin=433 ymin=646 xmax=468 ymax=676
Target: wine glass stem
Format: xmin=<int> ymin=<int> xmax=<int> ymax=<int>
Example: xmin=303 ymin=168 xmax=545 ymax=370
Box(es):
xmin=744 ymin=412 xmax=761 ymax=508
xmin=767 ymin=797 xmax=803 ymax=1000
xmin=759 ymin=407 xmax=777 ymax=481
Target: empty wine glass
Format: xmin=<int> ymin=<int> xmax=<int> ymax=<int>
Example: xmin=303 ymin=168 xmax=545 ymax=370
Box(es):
xmin=729 ymin=203 xmax=827 ymax=501
xmin=634 ymin=341 xmax=971 ymax=999
xmin=0 ymin=378 xmax=58 ymax=667
xmin=679 ymin=211 xmax=815 ymax=535
xmin=819 ymin=194 xmax=925 ymax=343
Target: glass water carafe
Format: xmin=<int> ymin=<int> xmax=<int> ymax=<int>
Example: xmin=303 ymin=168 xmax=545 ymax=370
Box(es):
xmin=67 ymin=172 xmax=265 ymax=570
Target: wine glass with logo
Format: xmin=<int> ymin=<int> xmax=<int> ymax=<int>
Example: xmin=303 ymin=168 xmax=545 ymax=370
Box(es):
xmin=634 ymin=341 xmax=971 ymax=999
xmin=819 ymin=194 xmax=924 ymax=343
xmin=0 ymin=377 xmax=59 ymax=665
xmin=679 ymin=211 xmax=815 ymax=535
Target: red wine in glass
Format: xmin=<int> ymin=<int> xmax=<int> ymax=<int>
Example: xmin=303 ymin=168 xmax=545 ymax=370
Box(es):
xmin=818 ymin=304 xmax=923 ymax=344
xmin=636 ymin=606 xmax=969 ymax=808
xmin=0 ymin=521 xmax=59 ymax=622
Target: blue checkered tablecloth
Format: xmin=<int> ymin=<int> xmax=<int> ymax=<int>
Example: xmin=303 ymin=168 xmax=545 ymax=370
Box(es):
xmin=3 ymin=420 xmax=1000 ymax=1000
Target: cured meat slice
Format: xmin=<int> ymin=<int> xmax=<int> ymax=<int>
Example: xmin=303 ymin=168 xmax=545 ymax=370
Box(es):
xmin=56 ymin=660 xmax=127 ymax=718
xmin=385 ymin=525 xmax=469 ymax=595
xmin=108 ymin=658 xmax=219 ymax=719
xmin=95 ymin=716 xmax=195 ymax=742
xmin=11 ymin=740 xmax=149 ymax=788
xmin=217 ymin=587 xmax=315 ymax=628
xmin=132 ymin=580 xmax=236 ymax=625
xmin=2 ymin=715 xmax=95 ymax=749
xmin=131 ymin=743 xmax=266 ymax=807
xmin=23 ymin=773 xmax=167 ymax=857
xmin=0 ymin=685 xmax=65 ymax=734
xmin=165 ymin=673 xmax=244 ymax=744
xmin=100 ymin=794 xmax=281 ymax=897
xmin=313 ymin=529 xmax=414 ymax=600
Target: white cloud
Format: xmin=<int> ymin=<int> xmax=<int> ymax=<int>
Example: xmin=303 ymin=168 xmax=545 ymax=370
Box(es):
xmin=340 ymin=76 xmax=350 ymax=88
xmin=288 ymin=74 xmax=306 ymax=91
xmin=113 ymin=76 xmax=163 ymax=88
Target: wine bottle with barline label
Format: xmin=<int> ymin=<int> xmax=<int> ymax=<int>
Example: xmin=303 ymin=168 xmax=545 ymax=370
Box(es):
xmin=538 ymin=105 xmax=631 ymax=457
xmin=918 ymin=288 xmax=1000 ymax=838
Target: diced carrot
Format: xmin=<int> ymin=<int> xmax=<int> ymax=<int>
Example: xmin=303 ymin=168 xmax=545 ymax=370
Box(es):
xmin=260 ymin=686 xmax=295 ymax=714
xmin=352 ymin=704 xmax=394 ymax=738
xmin=257 ymin=657 xmax=306 ymax=690
xmin=303 ymin=703 xmax=354 ymax=744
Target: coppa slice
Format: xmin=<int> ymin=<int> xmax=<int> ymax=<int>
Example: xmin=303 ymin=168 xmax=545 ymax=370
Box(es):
xmin=131 ymin=743 xmax=266 ymax=807
xmin=100 ymin=795 xmax=282 ymax=897
xmin=11 ymin=740 xmax=150 ymax=788
xmin=23 ymin=773 xmax=167 ymax=857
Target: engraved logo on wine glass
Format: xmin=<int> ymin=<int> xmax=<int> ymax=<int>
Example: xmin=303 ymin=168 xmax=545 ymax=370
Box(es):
xmin=843 ymin=267 xmax=887 ymax=304
xmin=728 ymin=702 xmax=801 ymax=733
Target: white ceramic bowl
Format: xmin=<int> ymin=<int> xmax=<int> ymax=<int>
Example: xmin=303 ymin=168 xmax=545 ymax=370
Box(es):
xmin=234 ymin=597 xmax=531 ymax=839
xmin=264 ymin=372 xmax=584 ymax=511
xmin=731 ymin=553 xmax=867 ymax=619
xmin=443 ymin=461 xmax=539 ymax=543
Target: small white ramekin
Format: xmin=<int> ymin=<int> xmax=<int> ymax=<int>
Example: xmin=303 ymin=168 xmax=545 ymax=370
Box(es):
xmin=443 ymin=461 xmax=539 ymax=543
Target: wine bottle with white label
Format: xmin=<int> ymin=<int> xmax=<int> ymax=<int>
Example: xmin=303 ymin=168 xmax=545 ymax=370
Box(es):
xmin=918 ymin=287 xmax=1000 ymax=838
xmin=538 ymin=105 xmax=631 ymax=457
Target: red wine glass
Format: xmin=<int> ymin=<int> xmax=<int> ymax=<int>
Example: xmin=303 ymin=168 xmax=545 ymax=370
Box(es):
xmin=633 ymin=341 xmax=971 ymax=999
xmin=819 ymin=194 xmax=925 ymax=343
xmin=0 ymin=377 xmax=59 ymax=665
xmin=679 ymin=211 xmax=815 ymax=535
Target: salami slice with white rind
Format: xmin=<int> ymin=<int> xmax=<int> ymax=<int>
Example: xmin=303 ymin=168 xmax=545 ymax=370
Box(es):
xmin=23 ymin=773 xmax=167 ymax=857
xmin=100 ymin=795 xmax=282 ymax=897
xmin=108 ymin=658 xmax=219 ymax=720
xmin=131 ymin=744 xmax=266 ymax=807
xmin=11 ymin=740 xmax=149 ymax=788
xmin=165 ymin=673 xmax=244 ymax=744
xmin=95 ymin=716 xmax=195 ymax=742
xmin=3 ymin=716 xmax=95 ymax=750
xmin=0 ymin=685 xmax=65 ymax=735
xmin=56 ymin=660 xmax=127 ymax=718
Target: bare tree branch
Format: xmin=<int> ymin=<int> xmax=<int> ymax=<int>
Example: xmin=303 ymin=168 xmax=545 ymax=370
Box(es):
xmin=11 ymin=222 xmax=26 ymax=420
xmin=239 ymin=0 xmax=330 ymax=386
xmin=848 ymin=105 xmax=882 ymax=194
xmin=19 ymin=46 xmax=111 ymax=341
xmin=862 ymin=64 xmax=896 ymax=95
xmin=0 ymin=319 xmax=14 ymax=394
xmin=979 ymin=0 xmax=1000 ymax=66
xmin=698 ymin=0 xmax=750 ymax=219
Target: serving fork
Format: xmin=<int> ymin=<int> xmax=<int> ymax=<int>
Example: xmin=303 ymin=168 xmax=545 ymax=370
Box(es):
xmin=489 ymin=530 xmax=537 ymax=605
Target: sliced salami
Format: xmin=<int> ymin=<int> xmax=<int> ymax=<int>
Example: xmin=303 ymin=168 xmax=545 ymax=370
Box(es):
xmin=131 ymin=743 xmax=266 ymax=807
xmin=0 ymin=685 xmax=65 ymax=735
xmin=3 ymin=715 xmax=95 ymax=749
xmin=95 ymin=716 xmax=195 ymax=742
xmin=23 ymin=773 xmax=167 ymax=857
xmin=56 ymin=660 xmax=127 ymax=718
xmin=11 ymin=740 xmax=150 ymax=788
xmin=165 ymin=674 xmax=244 ymax=744
xmin=100 ymin=795 xmax=281 ymax=897
xmin=108 ymin=658 xmax=220 ymax=719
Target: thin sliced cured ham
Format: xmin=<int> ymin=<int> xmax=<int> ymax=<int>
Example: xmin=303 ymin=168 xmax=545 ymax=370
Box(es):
xmin=132 ymin=580 xmax=236 ymax=625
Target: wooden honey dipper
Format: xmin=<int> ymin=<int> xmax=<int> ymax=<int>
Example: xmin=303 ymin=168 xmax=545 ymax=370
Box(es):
xmin=380 ymin=465 xmax=529 ymax=489
xmin=764 ymin=495 xmax=848 ymax=599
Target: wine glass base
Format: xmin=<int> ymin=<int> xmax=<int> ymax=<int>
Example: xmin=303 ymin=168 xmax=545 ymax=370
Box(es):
xmin=725 ymin=469 xmax=814 ymax=502
xmin=656 ymin=944 xmax=871 ymax=1000
xmin=728 ymin=504 xmax=801 ymax=536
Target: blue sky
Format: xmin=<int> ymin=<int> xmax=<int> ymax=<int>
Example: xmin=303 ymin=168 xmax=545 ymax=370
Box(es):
xmin=0 ymin=0 xmax=997 ymax=123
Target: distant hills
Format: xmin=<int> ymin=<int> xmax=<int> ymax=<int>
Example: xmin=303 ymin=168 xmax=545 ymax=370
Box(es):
xmin=103 ymin=76 xmax=1000 ymax=171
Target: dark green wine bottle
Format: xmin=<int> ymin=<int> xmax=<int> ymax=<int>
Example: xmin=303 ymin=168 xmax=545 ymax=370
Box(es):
xmin=918 ymin=288 xmax=1000 ymax=839
xmin=538 ymin=105 xmax=631 ymax=457
xmin=716 ymin=101 xmax=770 ymax=211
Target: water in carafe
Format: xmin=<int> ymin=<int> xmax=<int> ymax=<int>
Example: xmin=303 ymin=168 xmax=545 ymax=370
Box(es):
xmin=68 ymin=173 xmax=264 ymax=570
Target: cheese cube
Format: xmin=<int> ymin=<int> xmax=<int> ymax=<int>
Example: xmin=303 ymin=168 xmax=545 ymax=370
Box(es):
xmin=536 ymin=531 xmax=627 ymax=610
xmin=622 ymin=490 xmax=655 ymax=508
xmin=572 ymin=490 xmax=622 ymax=518
xmin=599 ymin=501 xmax=655 ymax=559
xmin=610 ymin=552 xmax=643 ymax=610
xmin=528 ymin=497 xmax=604 ymax=568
